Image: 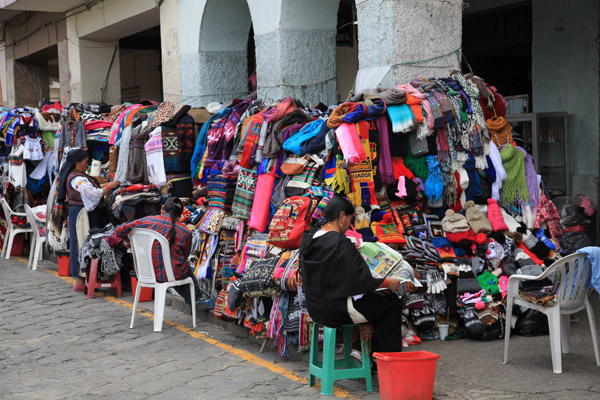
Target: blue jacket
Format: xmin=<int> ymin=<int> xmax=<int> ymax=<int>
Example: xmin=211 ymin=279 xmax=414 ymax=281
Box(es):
xmin=577 ymin=247 xmax=600 ymax=295
xmin=282 ymin=118 xmax=325 ymax=155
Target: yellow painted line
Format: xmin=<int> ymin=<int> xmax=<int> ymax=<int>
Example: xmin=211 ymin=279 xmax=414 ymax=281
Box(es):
xmin=20 ymin=257 xmax=360 ymax=399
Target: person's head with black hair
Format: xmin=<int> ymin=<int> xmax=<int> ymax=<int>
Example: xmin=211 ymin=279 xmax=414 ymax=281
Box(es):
xmin=299 ymin=196 xmax=355 ymax=256
xmin=162 ymin=197 xmax=184 ymax=246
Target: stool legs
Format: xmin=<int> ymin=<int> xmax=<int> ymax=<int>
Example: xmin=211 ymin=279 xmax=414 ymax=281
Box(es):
xmin=362 ymin=337 xmax=373 ymax=392
xmin=308 ymin=323 xmax=318 ymax=388
xmin=320 ymin=326 xmax=336 ymax=396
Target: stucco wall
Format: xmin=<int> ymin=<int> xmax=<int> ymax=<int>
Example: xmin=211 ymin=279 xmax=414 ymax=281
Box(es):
xmin=356 ymin=0 xmax=462 ymax=86
xmin=532 ymin=0 xmax=600 ymax=201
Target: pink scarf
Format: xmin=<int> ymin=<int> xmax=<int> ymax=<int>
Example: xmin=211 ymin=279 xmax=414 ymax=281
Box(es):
xmin=335 ymin=122 xmax=366 ymax=164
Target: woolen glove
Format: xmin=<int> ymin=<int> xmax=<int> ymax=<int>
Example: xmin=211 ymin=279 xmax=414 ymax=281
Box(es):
xmin=426 ymin=269 xmax=447 ymax=294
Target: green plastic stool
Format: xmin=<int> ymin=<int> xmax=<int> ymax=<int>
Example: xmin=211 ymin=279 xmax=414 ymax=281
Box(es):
xmin=308 ymin=323 xmax=373 ymax=396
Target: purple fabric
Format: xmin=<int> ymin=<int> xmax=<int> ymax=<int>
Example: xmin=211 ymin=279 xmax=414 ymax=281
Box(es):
xmin=517 ymin=146 xmax=539 ymax=209
xmin=375 ymin=115 xmax=394 ymax=186
xmin=341 ymin=104 xmax=367 ymax=123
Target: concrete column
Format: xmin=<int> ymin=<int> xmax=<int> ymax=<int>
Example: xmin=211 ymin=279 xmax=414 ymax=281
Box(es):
xmin=179 ymin=0 xmax=251 ymax=106
xmin=160 ymin=0 xmax=181 ymax=103
xmin=66 ymin=16 xmax=121 ymax=104
xmin=57 ymin=39 xmax=71 ymax=105
xmin=248 ymin=0 xmax=338 ymax=105
xmin=356 ymin=0 xmax=462 ymax=89
xmin=0 ymin=45 xmax=7 ymax=106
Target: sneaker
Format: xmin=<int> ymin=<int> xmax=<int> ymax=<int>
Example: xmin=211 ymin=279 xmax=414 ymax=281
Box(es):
xmin=350 ymin=349 xmax=363 ymax=363
xmin=74 ymin=282 xmax=85 ymax=292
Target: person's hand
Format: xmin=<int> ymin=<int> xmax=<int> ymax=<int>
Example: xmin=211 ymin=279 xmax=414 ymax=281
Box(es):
xmin=110 ymin=180 xmax=121 ymax=190
xmin=404 ymin=281 xmax=417 ymax=293
xmin=386 ymin=278 xmax=401 ymax=291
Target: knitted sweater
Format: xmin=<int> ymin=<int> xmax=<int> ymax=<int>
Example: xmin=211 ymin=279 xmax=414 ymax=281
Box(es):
xmin=145 ymin=127 xmax=167 ymax=189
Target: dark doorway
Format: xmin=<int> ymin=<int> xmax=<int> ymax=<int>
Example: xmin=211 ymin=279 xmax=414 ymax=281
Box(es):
xmin=462 ymin=1 xmax=532 ymax=107
xmin=119 ymin=26 xmax=162 ymax=103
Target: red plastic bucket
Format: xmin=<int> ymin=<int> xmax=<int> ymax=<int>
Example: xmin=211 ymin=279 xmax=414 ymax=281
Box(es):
xmin=130 ymin=276 xmax=153 ymax=302
xmin=57 ymin=254 xmax=70 ymax=276
xmin=373 ymin=351 xmax=440 ymax=400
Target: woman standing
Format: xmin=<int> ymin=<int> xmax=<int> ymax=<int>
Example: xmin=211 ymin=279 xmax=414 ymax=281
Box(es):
xmin=300 ymin=196 xmax=411 ymax=354
xmin=57 ymin=149 xmax=120 ymax=291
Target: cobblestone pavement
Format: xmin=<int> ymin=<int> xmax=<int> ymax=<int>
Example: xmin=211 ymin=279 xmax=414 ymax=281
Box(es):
xmin=1 ymin=256 xmax=600 ymax=400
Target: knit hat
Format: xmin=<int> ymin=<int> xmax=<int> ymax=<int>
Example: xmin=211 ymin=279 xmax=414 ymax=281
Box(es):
xmin=445 ymin=229 xmax=477 ymax=244
xmin=354 ymin=207 xmax=370 ymax=230
xmin=464 ymin=200 xmax=492 ymax=234
xmin=441 ymin=209 xmax=470 ymax=233
xmin=499 ymin=208 xmax=521 ymax=232
xmin=486 ymin=238 xmax=504 ymax=268
xmin=522 ymin=230 xmax=539 ymax=249
xmin=486 ymin=199 xmax=509 ymax=232
xmin=486 ymin=116 xmax=513 ymax=148
xmin=477 ymin=270 xmax=500 ymax=295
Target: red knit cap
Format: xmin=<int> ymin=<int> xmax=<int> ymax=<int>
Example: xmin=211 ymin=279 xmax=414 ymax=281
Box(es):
xmin=487 ymin=199 xmax=509 ymax=232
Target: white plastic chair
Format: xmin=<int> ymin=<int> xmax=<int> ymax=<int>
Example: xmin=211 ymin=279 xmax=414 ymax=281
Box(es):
xmin=1 ymin=197 xmax=33 ymax=259
xmin=23 ymin=204 xmax=46 ymax=270
xmin=504 ymin=253 xmax=600 ymax=373
xmin=128 ymin=228 xmax=196 ymax=332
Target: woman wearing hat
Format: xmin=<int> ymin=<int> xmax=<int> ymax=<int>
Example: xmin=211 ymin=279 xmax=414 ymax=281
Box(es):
xmin=57 ymin=149 xmax=120 ymax=291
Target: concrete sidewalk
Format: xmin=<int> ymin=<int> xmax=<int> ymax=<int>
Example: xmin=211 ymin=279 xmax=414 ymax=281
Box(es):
xmin=1 ymin=256 xmax=599 ymax=399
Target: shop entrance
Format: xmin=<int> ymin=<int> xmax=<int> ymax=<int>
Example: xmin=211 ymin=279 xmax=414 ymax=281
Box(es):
xmin=13 ymin=44 xmax=59 ymax=107
xmin=119 ymin=26 xmax=162 ymax=103
xmin=462 ymin=1 xmax=533 ymax=105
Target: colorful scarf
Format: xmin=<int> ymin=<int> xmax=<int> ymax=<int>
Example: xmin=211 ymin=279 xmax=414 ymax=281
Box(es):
xmin=500 ymin=144 xmax=529 ymax=207
xmin=347 ymin=121 xmax=377 ymax=207
xmin=425 ymin=155 xmax=443 ymax=203
xmin=387 ymin=104 xmax=417 ymax=134
xmin=517 ymin=146 xmax=539 ymax=210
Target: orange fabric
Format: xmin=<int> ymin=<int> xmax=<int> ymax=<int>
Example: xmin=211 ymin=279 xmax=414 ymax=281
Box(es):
xmin=406 ymin=93 xmax=424 ymax=123
xmin=327 ymin=102 xmax=361 ymax=128
xmin=392 ymin=157 xmax=415 ymax=180
xmin=517 ymin=242 xmax=544 ymax=265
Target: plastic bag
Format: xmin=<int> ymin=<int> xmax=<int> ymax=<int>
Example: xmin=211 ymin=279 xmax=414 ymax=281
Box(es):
xmin=515 ymin=309 xmax=549 ymax=336
xmin=559 ymin=232 xmax=592 ymax=255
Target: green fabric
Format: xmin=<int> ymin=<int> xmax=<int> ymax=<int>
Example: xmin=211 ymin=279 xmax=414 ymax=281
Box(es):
xmin=500 ymin=144 xmax=529 ymax=207
xmin=41 ymin=131 xmax=56 ymax=150
xmin=477 ymin=270 xmax=500 ymax=295
xmin=403 ymin=138 xmax=429 ymax=182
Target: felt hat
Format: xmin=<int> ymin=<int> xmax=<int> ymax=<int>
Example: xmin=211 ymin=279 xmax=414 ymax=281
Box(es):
xmin=464 ymin=200 xmax=492 ymax=234
xmin=441 ymin=209 xmax=470 ymax=233
xmin=206 ymin=102 xmax=223 ymax=114
xmin=487 ymin=199 xmax=509 ymax=232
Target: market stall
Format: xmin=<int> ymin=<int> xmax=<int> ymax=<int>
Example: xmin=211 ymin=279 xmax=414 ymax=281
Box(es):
xmin=2 ymin=71 xmax=596 ymax=357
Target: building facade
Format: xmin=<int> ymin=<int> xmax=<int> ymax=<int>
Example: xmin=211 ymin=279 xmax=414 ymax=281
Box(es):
xmin=0 ymin=0 xmax=598 ymax=211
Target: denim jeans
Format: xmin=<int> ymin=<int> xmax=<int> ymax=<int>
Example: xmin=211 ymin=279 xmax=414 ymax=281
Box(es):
xmin=174 ymin=268 xmax=201 ymax=305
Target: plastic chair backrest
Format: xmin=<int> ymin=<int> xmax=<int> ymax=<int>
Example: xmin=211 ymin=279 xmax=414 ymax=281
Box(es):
xmin=23 ymin=204 xmax=40 ymax=240
xmin=553 ymin=253 xmax=592 ymax=311
xmin=128 ymin=228 xmax=177 ymax=285
xmin=1 ymin=197 xmax=12 ymax=224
